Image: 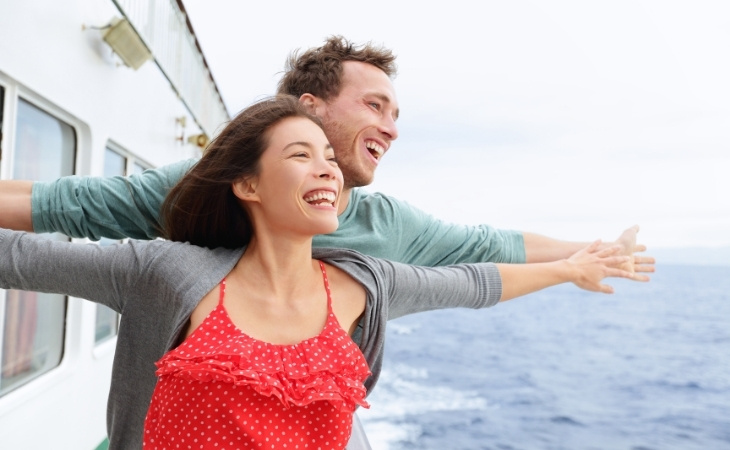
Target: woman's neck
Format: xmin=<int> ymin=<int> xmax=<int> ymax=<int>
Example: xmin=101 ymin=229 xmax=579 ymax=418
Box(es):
xmin=230 ymin=233 xmax=320 ymax=301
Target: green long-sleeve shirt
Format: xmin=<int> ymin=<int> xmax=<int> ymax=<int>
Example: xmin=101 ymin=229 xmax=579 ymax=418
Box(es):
xmin=31 ymin=158 xmax=525 ymax=265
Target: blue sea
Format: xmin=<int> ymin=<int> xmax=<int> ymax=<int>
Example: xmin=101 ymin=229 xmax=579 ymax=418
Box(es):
xmin=359 ymin=264 xmax=730 ymax=450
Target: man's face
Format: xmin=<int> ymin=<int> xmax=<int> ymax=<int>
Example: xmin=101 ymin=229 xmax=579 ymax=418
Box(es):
xmin=315 ymin=61 xmax=399 ymax=189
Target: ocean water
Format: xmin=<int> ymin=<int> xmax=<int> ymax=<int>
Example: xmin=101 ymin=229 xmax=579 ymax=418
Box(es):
xmin=359 ymin=264 xmax=730 ymax=450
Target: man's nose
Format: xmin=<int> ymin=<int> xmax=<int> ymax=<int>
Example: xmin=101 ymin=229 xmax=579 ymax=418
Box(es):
xmin=380 ymin=114 xmax=398 ymax=141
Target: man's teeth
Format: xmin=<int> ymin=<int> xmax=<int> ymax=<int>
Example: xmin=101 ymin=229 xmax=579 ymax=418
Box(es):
xmin=304 ymin=191 xmax=336 ymax=205
xmin=366 ymin=141 xmax=384 ymax=158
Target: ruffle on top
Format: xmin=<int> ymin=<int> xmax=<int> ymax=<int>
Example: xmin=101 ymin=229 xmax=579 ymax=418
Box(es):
xmin=155 ymin=304 xmax=371 ymax=413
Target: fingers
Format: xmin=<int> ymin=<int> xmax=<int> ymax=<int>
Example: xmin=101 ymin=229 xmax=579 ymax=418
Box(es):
xmin=603 ymin=255 xmax=632 ymax=267
xmin=633 ymin=255 xmax=656 ymax=273
xmin=634 ymin=255 xmax=655 ymax=264
xmin=634 ymin=264 xmax=655 ymax=273
xmin=595 ymin=244 xmax=621 ymax=257
xmin=629 ymin=273 xmax=652 ymax=282
xmin=598 ymin=283 xmax=615 ymax=294
xmin=610 ymin=267 xmax=651 ymax=282
xmin=586 ymin=239 xmax=603 ymax=253
xmin=606 ymin=267 xmax=634 ymax=279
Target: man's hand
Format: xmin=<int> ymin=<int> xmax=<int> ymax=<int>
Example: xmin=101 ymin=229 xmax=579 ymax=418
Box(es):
xmin=614 ymin=225 xmax=655 ymax=281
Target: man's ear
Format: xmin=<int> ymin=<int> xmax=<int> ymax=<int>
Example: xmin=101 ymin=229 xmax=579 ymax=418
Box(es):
xmin=232 ymin=177 xmax=260 ymax=203
xmin=299 ymin=93 xmax=325 ymax=116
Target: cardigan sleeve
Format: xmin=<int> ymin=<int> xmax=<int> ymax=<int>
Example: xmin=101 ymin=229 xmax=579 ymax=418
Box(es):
xmin=368 ymin=256 xmax=503 ymax=319
xmin=0 ymin=229 xmax=156 ymax=313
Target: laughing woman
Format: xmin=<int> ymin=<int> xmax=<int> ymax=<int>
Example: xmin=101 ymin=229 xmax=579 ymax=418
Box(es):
xmin=0 ymin=96 xmax=642 ymax=449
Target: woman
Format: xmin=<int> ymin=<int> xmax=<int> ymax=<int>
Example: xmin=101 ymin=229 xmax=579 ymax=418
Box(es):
xmin=0 ymin=96 xmax=638 ymax=449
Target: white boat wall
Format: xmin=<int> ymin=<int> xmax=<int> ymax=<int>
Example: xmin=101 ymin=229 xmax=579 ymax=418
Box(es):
xmin=0 ymin=1 xmax=228 ymax=448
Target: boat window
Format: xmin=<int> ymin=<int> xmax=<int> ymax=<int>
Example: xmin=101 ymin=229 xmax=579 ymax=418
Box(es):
xmin=12 ymin=99 xmax=76 ymax=180
xmin=131 ymin=161 xmax=149 ymax=175
xmin=0 ymin=98 xmax=76 ymax=396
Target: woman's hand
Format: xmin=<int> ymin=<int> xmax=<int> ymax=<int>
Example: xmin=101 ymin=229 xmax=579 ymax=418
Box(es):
xmin=566 ymin=240 xmax=638 ymax=293
xmin=497 ymin=239 xmax=653 ymax=302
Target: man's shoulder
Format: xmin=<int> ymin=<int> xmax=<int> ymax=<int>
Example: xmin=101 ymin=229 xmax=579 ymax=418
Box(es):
xmin=349 ymin=189 xmax=431 ymax=224
xmin=133 ymin=158 xmax=197 ymax=186
xmin=349 ymin=188 xmax=412 ymax=211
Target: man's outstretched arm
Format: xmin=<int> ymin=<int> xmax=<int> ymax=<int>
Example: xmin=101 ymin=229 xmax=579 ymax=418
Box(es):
xmin=0 ymin=159 xmax=195 ymax=240
xmin=523 ymin=225 xmax=655 ymax=280
xmin=0 ymin=180 xmax=34 ymax=231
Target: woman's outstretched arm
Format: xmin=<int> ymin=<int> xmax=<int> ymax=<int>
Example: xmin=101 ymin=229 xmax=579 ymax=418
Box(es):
xmin=496 ymin=240 xmax=652 ymax=302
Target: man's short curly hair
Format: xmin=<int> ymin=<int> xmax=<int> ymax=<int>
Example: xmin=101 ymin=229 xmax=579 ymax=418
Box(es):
xmin=277 ymin=35 xmax=397 ymax=101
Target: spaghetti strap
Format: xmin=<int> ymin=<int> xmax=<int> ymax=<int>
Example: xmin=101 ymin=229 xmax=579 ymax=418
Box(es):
xmin=318 ymin=261 xmax=332 ymax=308
xmin=218 ymin=278 xmax=226 ymax=306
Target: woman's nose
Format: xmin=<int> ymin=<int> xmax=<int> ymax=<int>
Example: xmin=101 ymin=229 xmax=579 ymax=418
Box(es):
xmin=317 ymin=159 xmax=338 ymax=179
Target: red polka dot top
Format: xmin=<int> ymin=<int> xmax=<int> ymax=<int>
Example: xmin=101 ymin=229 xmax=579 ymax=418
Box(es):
xmin=143 ymin=261 xmax=371 ymax=449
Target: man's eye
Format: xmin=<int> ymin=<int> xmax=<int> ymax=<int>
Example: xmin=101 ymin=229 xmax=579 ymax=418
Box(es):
xmin=369 ymin=102 xmax=380 ymax=110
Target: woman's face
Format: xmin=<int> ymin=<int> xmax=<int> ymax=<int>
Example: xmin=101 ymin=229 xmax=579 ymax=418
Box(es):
xmin=240 ymin=116 xmax=343 ymax=238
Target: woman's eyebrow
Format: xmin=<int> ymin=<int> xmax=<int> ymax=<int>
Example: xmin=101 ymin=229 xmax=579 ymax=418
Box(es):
xmin=282 ymin=141 xmax=313 ymax=152
xmin=282 ymin=141 xmax=332 ymax=153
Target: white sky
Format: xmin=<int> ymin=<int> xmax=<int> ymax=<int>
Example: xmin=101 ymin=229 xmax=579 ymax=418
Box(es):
xmin=183 ymin=0 xmax=730 ymax=250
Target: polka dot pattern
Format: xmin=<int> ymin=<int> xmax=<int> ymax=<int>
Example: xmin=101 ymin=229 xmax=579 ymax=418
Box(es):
xmin=142 ymin=261 xmax=370 ymax=449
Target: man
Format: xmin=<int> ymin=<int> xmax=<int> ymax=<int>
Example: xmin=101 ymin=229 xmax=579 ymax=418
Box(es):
xmin=0 ymin=36 xmax=653 ymax=449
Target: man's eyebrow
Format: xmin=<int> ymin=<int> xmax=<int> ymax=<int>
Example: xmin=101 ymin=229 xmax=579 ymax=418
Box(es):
xmin=371 ymin=93 xmax=400 ymax=121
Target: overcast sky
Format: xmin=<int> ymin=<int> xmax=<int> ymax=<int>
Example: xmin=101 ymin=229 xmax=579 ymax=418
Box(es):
xmin=183 ymin=0 xmax=729 ymax=250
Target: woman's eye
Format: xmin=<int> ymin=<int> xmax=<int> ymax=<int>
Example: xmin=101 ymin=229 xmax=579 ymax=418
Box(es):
xmin=369 ymin=102 xmax=380 ymax=110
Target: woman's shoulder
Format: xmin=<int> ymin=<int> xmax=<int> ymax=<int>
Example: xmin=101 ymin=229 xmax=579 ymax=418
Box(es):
xmin=313 ymin=247 xmax=378 ymax=268
xmin=124 ymin=240 xmax=245 ymax=307
xmin=313 ymin=247 xmax=397 ymax=288
xmin=127 ymin=239 xmax=245 ymax=266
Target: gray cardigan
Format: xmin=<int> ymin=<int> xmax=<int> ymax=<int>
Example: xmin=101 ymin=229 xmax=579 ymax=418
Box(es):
xmin=0 ymin=229 xmax=502 ymax=449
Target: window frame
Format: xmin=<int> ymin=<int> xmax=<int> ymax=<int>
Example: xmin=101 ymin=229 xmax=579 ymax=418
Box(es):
xmin=0 ymin=78 xmax=82 ymax=398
